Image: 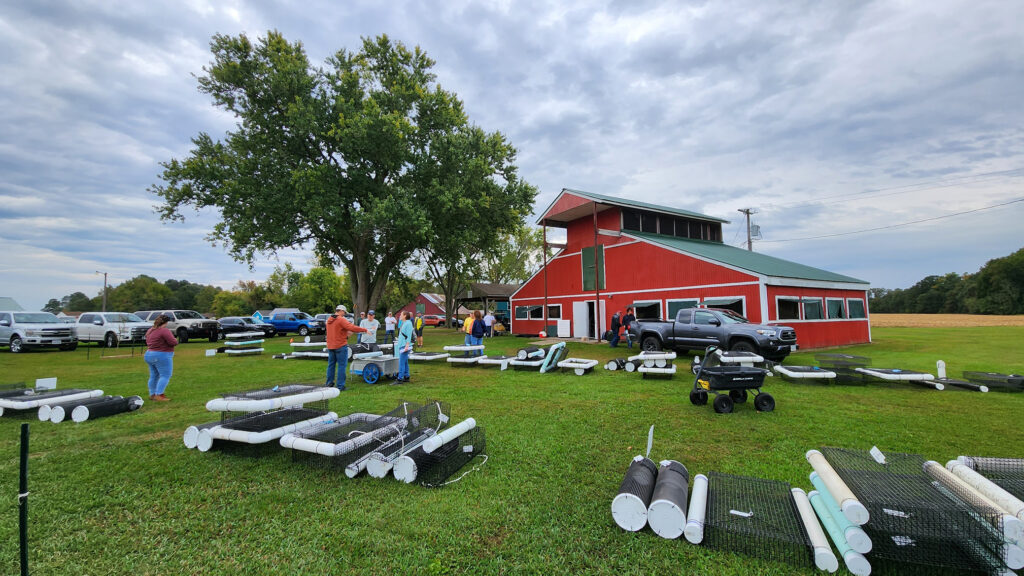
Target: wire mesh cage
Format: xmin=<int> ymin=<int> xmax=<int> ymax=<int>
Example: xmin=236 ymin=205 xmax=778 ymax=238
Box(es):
xmin=960 ymin=456 xmax=1024 ymax=501
xmin=962 ymin=372 xmax=1024 ymax=392
xmin=287 ymin=401 xmax=424 ymax=470
xmin=365 ymin=400 xmax=452 ymax=477
xmin=815 ymin=354 xmax=870 ymax=384
xmin=820 ymin=447 xmax=1008 ymax=574
xmin=212 ymin=407 xmax=333 ymax=457
xmin=221 ymin=399 xmax=329 ymax=423
xmin=702 ymin=472 xmax=814 ymax=568
xmin=0 ymin=382 xmax=28 ymax=397
xmin=395 ymin=426 xmax=486 ymax=487
xmin=218 ymin=384 xmax=324 ymax=401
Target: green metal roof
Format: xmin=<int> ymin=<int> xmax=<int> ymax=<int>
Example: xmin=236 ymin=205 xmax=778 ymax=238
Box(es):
xmin=550 ymin=188 xmax=730 ymax=224
xmin=629 ymin=231 xmax=869 ymax=285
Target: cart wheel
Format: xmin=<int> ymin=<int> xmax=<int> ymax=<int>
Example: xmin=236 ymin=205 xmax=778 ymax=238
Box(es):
xmin=729 ymin=389 xmax=748 ymax=403
xmin=754 ymin=393 xmax=775 ymax=412
xmin=713 ymin=394 xmax=734 ymax=414
xmin=363 ymin=363 xmax=380 ymax=384
xmin=690 ymin=357 xmax=701 ymax=375
xmin=689 ymin=389 xmax=708 ymax=406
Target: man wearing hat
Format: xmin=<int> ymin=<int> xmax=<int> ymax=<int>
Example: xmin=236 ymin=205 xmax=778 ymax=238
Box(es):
xmin=325 ymin=304 xmax=368 ymax=390
xmin=359 ymin=309 xmax=380 ymax=345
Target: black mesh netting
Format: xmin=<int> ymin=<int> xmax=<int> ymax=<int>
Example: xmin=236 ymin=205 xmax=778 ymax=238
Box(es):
xmin=961 ymin=456 xmax=1024 ymax=501
xmin=820 ymin=447 xmax=1008 ymax=574
xmin=0 ymin=382 xmax=28 ymax=397
xmin=222 ymin=399 xmax=328 ymax=422
xmin=219 ymin=384 xmax=324 ymax=400
xmin=815 ymin=353 xmax=871 ymax=384
xmin=289 ymin=401 xmax=424 ymax=469
xmin=1 ymin=388 xmax=95 ymax=408
xmin=702 ymin=472 xmax=813 ymax=568
xmin=402 ymin=426 xmax=486 ymax=487
xmin=962 ymin=371 xmax=1024 ymax=392
xmin=226 ymin=407 xmax=328 ymax=432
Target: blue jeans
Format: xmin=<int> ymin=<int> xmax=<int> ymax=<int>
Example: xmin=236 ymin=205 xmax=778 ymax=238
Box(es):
xmin=398 ymin=350 xmax=410 ymax=380
xmin=471 ymin=335 xmax=483 ymax=355
xmin=464 ymin=334 xmax=472 ymax=346
xmin=326 ymin=346 xmax=349 ymax=388
xmin=609 ymin=331 xmax=620 ymax=348
xmin=625 ymin=331 xmax=633 ymax=349
xmin=386 ymin=330 xmax=394 ymax=344
xmin=144 ymin=351 xmax=174 ymax=395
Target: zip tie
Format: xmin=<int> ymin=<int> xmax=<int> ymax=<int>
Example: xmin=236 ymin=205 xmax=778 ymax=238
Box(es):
xmin=18 ymin=491 xmax=30 ymax=501
xmin=424 ymin=454 xmax=489 ymax=487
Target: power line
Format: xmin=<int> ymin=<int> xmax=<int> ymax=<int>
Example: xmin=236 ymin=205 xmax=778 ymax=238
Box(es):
xmin=759 ymin=197 xmax=1024 ymax=243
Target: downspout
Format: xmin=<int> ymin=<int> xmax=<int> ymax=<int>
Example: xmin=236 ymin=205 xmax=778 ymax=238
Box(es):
xmin=543 ymin=220 xmax=549 ymax=335
xmin=594 ymin=203 xmax=601 ymax=336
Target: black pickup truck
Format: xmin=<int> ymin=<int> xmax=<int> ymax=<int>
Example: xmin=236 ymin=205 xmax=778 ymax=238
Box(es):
xmin=630 ymin=308 xmax=798 ymax=361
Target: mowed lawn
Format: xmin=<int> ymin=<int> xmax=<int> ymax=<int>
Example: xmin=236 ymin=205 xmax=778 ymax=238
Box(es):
xmin=1 ymin=326 xmax=1023 ymax=575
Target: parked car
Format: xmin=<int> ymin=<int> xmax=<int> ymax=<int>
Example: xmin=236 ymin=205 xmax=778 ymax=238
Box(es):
xmin=630 ymin=307 xmax=798 ymax=362
xmin=265 ymin=311 xmax=325 ymax=337
xmin=135 ymin=310 xmax=220 ymax=343
xmin=421 ymin=314 xmax=446 ymax=327
xmin=218 ymin=316 xmax=277 ymax=339
xmin=77 ymin=312 xmax=150 ymax=348
xmin=0 ymin=311 xmax=78 ymax=353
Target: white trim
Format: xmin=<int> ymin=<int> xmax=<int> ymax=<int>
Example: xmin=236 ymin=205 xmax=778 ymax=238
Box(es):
xmin=846 ymin=298 xmax=868 ymax=320
xmin=555 ymin=250 xmax=582 ymax=259
xmin=769 ymin=317 xmax=871 ymax=324
xmin=763 ymin=276 xmax=870 ymax=290
xmin=825 ymin=297 xmax=847 ymax=320
xmin=598 ymin=228 xmax=621 ymax=237
xmin=759 ymin=282 xmax=769 ymax=324
xmin=801 ymin=297 xmax=825 ymax=320
xmin=774 ymin=295 xmax=802 ymax=321
xmin=546 ymin=303 xmax=563 ymax=320
xmin=631 ymin=299 xmax=663 ymax=320
xmin=511 ymin=280 xmax=760 ymax=302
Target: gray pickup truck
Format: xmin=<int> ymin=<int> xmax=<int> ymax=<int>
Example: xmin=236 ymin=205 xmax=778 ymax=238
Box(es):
xmin=630 ymin=307 xmax=797 ymax=361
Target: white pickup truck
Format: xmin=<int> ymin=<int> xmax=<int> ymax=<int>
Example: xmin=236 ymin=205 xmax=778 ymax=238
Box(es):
xmin=76 ymin=312 xmax=151 ymax=348
xmin=0 ymin=311 xmax=78 ymax=353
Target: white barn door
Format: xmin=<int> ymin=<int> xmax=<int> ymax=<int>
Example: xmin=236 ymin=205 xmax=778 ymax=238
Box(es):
xmin=572 ymin=301 xmax=588 ymax=338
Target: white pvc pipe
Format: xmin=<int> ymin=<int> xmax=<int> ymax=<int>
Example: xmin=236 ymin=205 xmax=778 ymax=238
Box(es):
xmin=225 ymin=348 xmax=264 ymax=355
xmin=809 ymin=490 xmax=872 ymax=576
xmin=205 ymin=388 xmax=339 ymax=412
xmin=792 ymin=488 xmax=839 ymax=573
xmin=924 ymin=461 xmax=1023 ymax=544
xmin=196 ymin=412 xmax=336 ymax=452
xmin=183 ymin=421 xmax=220 ymax=449
xmin=947 ymin=460 xmax=1024 ymax=521
xmin=638 ymin=366 xmax=677 ymax=375
xmin=223 ymin=339 xmax=264 ymax=346
xmin=447 ymin=356 xmax=481 ymax=364
xmin=367 ymin=431 xmax=435 ymax=478
xmin=810 ymin=472 xmax=872 ymax=553
xmin=855 ymin=367 xmax=934 ymax=381
xmin=684 ymin=473 xmax=708 ymax=544
xmin=37 ymin=390 xmax=106 ymax=421
xmin=774 ymin=365 xmax=838 ymax=379
xmin=1 ymin=389 xmax=103 ymax=410
xmin=443 ymin=345 xmax=485 ymax=351
xmin=807 ymin=450 xmax=869 ymax=525
xmin=423 ymin=418 xmax=476 ymax=454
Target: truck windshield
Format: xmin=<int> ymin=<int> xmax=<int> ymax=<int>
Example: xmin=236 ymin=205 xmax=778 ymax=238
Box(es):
xmin=295 ymin=313 xmax=313 ymax=320
xmin=239 ymin=318 xmax=256 ymax=325
xmin=13 ymin=313 xmax=61 ymax=323
xmin=718 ymin=310 xmax=749 ymax=324
xmin=104 ymin=313 xmax=144 ymax=323
xmin=174 ymin=311 xmax=203 ymax=320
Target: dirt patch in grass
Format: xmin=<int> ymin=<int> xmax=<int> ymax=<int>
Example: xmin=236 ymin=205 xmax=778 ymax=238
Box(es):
xmin=871 ymin=314 xmax=1024 ymax=327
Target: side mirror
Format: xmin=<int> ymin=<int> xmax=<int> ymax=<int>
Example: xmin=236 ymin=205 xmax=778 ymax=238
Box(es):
xmin=709 ymin=319 xmax=721 ymax=326
xmin=93 ymin=319 xmax=103 ymax=325
xmin=0 ymin=319 xmax=9 ymax=327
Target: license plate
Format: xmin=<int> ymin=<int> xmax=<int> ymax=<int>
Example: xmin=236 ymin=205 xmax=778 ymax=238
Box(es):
xmin=790 ymin=345 xmax=798 ymax=352
xmin=51 ymin=339 xmax=61 ymax=344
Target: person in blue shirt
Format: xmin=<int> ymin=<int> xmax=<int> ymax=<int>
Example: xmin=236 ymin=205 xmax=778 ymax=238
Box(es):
xmin=394 ymin=310 xmax=415 ymax=383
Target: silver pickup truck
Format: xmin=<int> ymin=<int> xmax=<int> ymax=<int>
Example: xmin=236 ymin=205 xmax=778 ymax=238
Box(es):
xmin=631 ymin=307 xmax=797 ymax=362
xmin=76 ymin=312 xmax=151 ymax=348
xmin=0 ymin=311 xmax=79 ymax=353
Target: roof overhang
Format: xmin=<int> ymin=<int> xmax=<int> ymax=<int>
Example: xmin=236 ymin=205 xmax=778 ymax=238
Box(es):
xmin=537 ymin=189 xmax=617 ymax=228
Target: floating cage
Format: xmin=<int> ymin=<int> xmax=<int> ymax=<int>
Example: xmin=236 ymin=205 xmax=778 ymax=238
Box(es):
xmin=46 ymin=395 xmax=120 ymax=423
xmin=0 ymin=388 xmax=104 ymax=417
xmin=963 ymin=371 xmax=1024 ymax=392
xmin=815 ymin=353 xmax=871 ymax=384
xmin=774 ymin=365 xmax=837 ymax=382
xmin=393 ymin=425 xmax=485 ymax=487
xmin=820 ymin=447 xmax=1009 ymax=574
xmin=702 ymin=472 xmax=814 ymax=568
xmin=71 ymin=395 xmax=143 ymax=422
xmin=409 ymin=351 xmax=450 ymax=362
xmin=0 ymin=382 xmax=28 ymax=397
xmin=959 ymin=456 xmax=1024 ymax=502
xmin=365 ymin=400 xmax=452 ymax=478
xmin=197 ymin=407 xmax=335 ymax=455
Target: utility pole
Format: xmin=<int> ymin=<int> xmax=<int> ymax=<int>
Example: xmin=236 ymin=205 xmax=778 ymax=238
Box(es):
xmin=96 ymin=271 xmax=108 ymax=312
xmin=737 ymin=208 xmax=756 ymax=251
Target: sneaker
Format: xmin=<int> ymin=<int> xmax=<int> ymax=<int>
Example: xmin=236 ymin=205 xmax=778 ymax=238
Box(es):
xmin=338 ymin=386 xmax=346 ymax=392
xmin=155 ymin=394 xmax=170 ymax=402
xmin=324 ymin=383 xmax=335 ymax=388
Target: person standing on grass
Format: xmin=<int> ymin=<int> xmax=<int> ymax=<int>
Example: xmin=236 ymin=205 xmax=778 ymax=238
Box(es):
xmin=384 ymin=311 xmax=397 ymax=344
xmin=356 ymin=311 xmax=367 ymax=343
xmin=609 ymin=310 xmax=622 ymax=348
xmin=360 ymin=310 xmax=380 ymax=346
xmin=622 ymin=306 xmax=636 ymax=349
xmin=471 ymin=309 xmax=485 ymax=355
xmin=326 ymin=304 xmax=367 ymax=391
xmin=394 ymin=310 xmax=414 ymax=383
xmin=483 ymin=311 xmax=495 ymax=337
xmin=144 ymin=314 xmax=177 ymax=402
xmin=414 ymin=312 xmax=424 ymax=347
xmin=462 ymin=313 xmax=475 ymax=347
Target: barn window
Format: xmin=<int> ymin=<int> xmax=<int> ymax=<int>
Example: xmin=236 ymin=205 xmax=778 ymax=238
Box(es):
xmin=847 ymin=299 xmax=866 ymax=319
xmin=515 ymin=306 xmax=534 ymax=320
xmin=528 ymin=306 xmax=545 ymax=319
xmin=802 ymin=298 xmax=823 ymax=320
xmin=674 ymin=218 xmax=691 ymax=238
xmin=547 ymin=305 xmax=562 ymax=319
xmin=826 ymin=298 xmax=846 ymax=319
xmin=701 ymin=296 xmax=744 ymax=316
xmin=641 ymin=212 xmax=658 ymax=233
xmin=622 ymin=209 xmax=641 ymax=231
xmin=708 ymin=224 xmax=722 ymax=242
xmin=667 ymin=299 xmax=699 ymax=320
xmin=657 ymin=215 xmax=674 ymax=236
xmin=777 ymin=297 xmax=800 ymax=320
xmin=632 ymin=301 xmax=662 ymax=320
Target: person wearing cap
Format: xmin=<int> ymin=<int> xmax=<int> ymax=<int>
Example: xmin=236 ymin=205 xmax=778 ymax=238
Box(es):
xmin=356 ymin=311 xmax=367 ymax=343
xmin=384 ymin=311 xmax=397 ymax=343
xmin=326 ymin=305 xmax=367 ymax=390
xmin=360 ymin=310 xmax=380 ymax=345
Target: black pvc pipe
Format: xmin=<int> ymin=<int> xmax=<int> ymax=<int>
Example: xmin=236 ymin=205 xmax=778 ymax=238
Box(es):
xmin=19 ymin=422 xmax=29 ymax=576
xmin=611 ymin=456 xmax=658 ymax=531
xmin=72 ymin=396 xmax=143 ymax=422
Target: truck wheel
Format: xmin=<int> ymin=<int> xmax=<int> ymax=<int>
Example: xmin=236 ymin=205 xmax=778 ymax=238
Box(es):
xmin=9 ymin=335 xmax=25 ymax=353
xmin=641 ymin=336 xmax=662 ymax=352
xmin=689 ymin=389 xmax=708 ymax=405
xmin=177 ymin=328 xmax=189 ymax=344
xmin=729 ymin=389 xmax=748 ymax=403
xmin=60 ymin=342 xmax=78 ymax=351
xmin=730 ymin=340 xmax=757 ymax=354
xmin=754 ymin=393 xmax=775 ymax=412
xmin=104 ymin=332 xmax=118 ymax=348
xmin=298 ymin=326 xmax=310 ymax=337
xmin=208 ymin=330 xmax=219 ymax=343
xmin=713 ymin=394 xmax=734 ymax=414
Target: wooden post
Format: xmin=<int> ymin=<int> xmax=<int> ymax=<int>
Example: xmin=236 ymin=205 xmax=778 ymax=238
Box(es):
xmin=542 ymin=220 xmax=549 ymax=335
xmin=593 ymin=203 xmax=601 ymax=338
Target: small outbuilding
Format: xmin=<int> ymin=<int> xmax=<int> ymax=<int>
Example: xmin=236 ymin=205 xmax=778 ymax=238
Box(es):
xmin=510 ymin=189 xmax=871 ymax=350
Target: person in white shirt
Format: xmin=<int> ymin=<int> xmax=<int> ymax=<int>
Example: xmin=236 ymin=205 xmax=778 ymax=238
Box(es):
xmin=360 ymin=310 xmax=381 ymax=345
xmin=384 ymin=311 xmax=397 ymax=344
xmin=483 ymin=311 xmax=496 ymax=337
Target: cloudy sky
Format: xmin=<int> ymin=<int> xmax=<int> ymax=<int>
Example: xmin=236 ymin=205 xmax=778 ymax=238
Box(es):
xmin=2 ymin=0 xmax=1023 ymax=311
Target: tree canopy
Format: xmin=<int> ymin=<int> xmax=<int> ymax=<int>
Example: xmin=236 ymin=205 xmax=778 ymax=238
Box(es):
xmin=152 ymin=31 xmax=535 ymax=314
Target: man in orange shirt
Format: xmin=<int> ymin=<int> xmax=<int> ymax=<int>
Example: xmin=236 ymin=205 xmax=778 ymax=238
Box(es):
xmin=326 ymin=304 xmax=367 ymax=390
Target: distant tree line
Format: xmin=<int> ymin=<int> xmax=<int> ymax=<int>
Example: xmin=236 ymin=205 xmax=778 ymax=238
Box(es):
xmin=869 ymin=247 xmax=1024 ymax=314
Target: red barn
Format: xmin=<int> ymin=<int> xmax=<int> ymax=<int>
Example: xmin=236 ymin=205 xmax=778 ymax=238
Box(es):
xmin=510 ymin=189 xmax=871 ymax=350
xmin=397 ymin=293 xmax=447 ymax=317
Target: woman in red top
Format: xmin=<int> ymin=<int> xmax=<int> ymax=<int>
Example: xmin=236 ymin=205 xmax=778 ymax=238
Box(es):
xmin=144 ymin=314 xmax=178 ymax=401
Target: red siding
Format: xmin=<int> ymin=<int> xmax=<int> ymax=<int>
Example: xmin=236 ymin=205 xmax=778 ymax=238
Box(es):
xmin=765 ymin=286 xmax=871 ymax=349
xmin=398 ymin=294 xmax=446 ymax=318
xmin=565 ymin=208 xmax=624 ymax=251
xmin=542 ymin=192 xmax=591 ymax=221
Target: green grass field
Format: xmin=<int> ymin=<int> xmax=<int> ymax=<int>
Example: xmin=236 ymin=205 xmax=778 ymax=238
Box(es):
xmin=1 ymin=327 xmax=1023 ymax=575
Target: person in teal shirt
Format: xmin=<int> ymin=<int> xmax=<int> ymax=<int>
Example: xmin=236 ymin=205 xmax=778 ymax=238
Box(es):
xmin=395 ymin=310 xmax=414 ymax=383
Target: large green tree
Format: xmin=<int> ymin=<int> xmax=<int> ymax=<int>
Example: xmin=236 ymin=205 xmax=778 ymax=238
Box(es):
xmin=152 ymin=32 xmax=531 ymax=314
